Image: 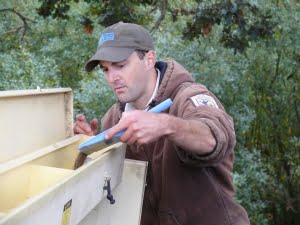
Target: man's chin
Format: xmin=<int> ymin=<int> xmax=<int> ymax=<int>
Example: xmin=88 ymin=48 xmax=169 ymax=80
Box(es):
xmin=116 ymin=95 xmax=128 ymax=104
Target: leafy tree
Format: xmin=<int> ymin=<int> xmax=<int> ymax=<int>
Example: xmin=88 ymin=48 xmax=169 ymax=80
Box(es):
xmin=0 ymin=1 xmax=299 ymax=224
xmin=35 ymin=0 xmax=276 ymax=53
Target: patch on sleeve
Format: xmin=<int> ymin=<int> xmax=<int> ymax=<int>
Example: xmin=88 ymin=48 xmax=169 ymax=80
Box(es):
xmin=190 ymin=94 xmax=219 ymax=108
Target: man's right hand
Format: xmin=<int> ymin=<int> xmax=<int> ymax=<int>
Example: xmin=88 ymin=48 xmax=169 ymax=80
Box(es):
xmin=73 ymin=114 xmax=98 ymax=136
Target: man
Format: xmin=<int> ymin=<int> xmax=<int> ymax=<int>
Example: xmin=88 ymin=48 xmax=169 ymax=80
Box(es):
xmin=74 ymin=22 xmax=250 ymax=225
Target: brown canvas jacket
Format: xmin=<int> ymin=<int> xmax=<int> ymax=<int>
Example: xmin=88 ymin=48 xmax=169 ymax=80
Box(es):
xmin=101 ymin=60 xmax=250 ymax=225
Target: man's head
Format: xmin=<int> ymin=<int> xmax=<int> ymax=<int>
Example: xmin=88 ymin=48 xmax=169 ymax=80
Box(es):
xmin=85 ymin=22 xmax=154 ymax=72
xmin=85 ymin=22 xmax=157 ymax=108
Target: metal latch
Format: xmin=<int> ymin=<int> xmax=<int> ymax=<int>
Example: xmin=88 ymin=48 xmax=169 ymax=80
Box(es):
xmin=103 ymin=176 xmax=115 ymax=204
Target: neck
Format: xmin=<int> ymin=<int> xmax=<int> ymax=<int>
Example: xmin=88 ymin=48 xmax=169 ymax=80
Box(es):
xmin=132 ymin=68 xmax=157 ymax=110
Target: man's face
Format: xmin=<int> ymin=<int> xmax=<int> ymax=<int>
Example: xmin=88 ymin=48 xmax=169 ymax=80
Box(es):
xmin=99 ymin=51 xmax=151 ymax=104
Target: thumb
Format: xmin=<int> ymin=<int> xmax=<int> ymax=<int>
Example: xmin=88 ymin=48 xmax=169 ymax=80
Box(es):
xmin=90 ymin=118 xmax=98 ymax=135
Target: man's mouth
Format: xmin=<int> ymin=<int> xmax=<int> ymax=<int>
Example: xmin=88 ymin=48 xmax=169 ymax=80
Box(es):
xmin=114 ymin=86 xmax=126 ymax=93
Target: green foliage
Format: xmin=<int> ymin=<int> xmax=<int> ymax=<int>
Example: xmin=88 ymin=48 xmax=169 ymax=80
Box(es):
xmin=1 ymin=1 xmax=299 ymax=224
xmin=35 ymin=0 xmax=275 ymax=52
xmin=37 ymin=0 xmax=71 ymax=19
xmin=73 ymin=70 xmax=115 ymax=125
xmin=0 ymin=47 xmax=60 ymax=90
xmin=183 ymin=0 xmax=276 ymax=53
xmin=234 ymin=148 xmax=269 ymax=225
xmin=37 ymin=0 xmax=154 ymax=27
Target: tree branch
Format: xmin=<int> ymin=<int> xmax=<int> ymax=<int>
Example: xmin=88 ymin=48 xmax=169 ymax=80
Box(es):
xmin=0 ymin=8 xmax=35 ymax=39
xmin=0 ymin=25 xmax=23 ymax=38
xmin=151 ymin=0 xmax=168 ymax=33
xmin=269 ymin=50 xmax=281 ymax=89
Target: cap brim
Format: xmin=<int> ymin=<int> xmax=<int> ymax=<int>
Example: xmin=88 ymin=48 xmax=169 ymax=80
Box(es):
xmin=85 ymin=47 xmax=135 ymax=72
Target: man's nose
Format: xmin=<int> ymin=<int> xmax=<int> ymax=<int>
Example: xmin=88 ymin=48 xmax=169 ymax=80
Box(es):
xmin=106 ymin=69 xmax=120 ymax=83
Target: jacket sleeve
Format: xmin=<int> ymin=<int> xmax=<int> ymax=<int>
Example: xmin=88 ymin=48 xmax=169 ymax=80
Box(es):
xmin=172 ymin=83 xmax=236 ymax=167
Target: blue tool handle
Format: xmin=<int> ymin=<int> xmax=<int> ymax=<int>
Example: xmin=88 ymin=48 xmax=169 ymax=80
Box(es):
xmin=113 ymin=98 xmax=173 ymax=138
xmin=148 ymin=98 xmax=173 ymax=113
xmin=79 ymin=98 xmax=173 ymax=151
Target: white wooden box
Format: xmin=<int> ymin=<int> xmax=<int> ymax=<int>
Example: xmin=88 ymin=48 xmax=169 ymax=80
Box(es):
xmin=0 ymin=88 xmax=146 ymax=225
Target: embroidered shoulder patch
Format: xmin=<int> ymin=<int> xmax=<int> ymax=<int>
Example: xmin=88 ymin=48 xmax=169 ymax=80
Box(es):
xmin=190 ymin=94 xmax=219 ymax=108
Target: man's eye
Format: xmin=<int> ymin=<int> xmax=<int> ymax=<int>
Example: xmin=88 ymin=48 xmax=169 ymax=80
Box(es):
xmin=99 ymin=65 xmax=107 ymax=72
xmin=115 ymin=64 xmax=124 ymax=68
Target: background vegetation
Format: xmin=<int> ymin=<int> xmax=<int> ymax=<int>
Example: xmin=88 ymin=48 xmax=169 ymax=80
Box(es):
xmin=0 ymin=0 xmax=299 ymax=224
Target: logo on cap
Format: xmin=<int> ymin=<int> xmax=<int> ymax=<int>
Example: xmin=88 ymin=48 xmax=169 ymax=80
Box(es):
xmin=98 ymin=32 xmax=115 ymax=47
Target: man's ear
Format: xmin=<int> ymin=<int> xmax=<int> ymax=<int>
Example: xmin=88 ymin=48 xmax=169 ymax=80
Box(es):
xmin=145 ymin=50 xmax=156 ymax=70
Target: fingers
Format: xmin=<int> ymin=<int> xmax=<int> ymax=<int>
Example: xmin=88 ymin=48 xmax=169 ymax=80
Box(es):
xmin=105 ymin=111 xmax=161 ymax=145
xmin=107 ymin=125 xmax=140 ymax=145
xmin=126 ymin=134 xmax=140 ymax=145
xmin=119 ymin=126 xmax=137 ymax=145
xmin=90 ymin=118 xmax=99 ymax=135
xmin=122 ymin=128 xmax=148 ymax=145
xmin=74 ymin=125 xmax=92 ymax=135
xmin=105 ymin=121 xmax=128 ymax=140
xmin=105 ymin=112 xmax=145 ymax=145
xmin=76 ymin=114 xmax=86 ymax=122
xmin=74 ymin=114 xmax=97 ymax=136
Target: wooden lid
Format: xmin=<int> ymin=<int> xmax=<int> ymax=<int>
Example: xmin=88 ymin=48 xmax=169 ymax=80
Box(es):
xmin=0 ymin=88 xmax=73 ymax=164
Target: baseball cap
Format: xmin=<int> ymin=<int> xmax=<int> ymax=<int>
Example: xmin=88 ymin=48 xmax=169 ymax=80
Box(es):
xmin=85 ymin=22 xmax=154 ymax=72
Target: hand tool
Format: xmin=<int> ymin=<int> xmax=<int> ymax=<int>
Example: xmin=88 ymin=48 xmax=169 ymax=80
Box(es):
xmin=78 ymin=98 xmax=173 ymax=155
